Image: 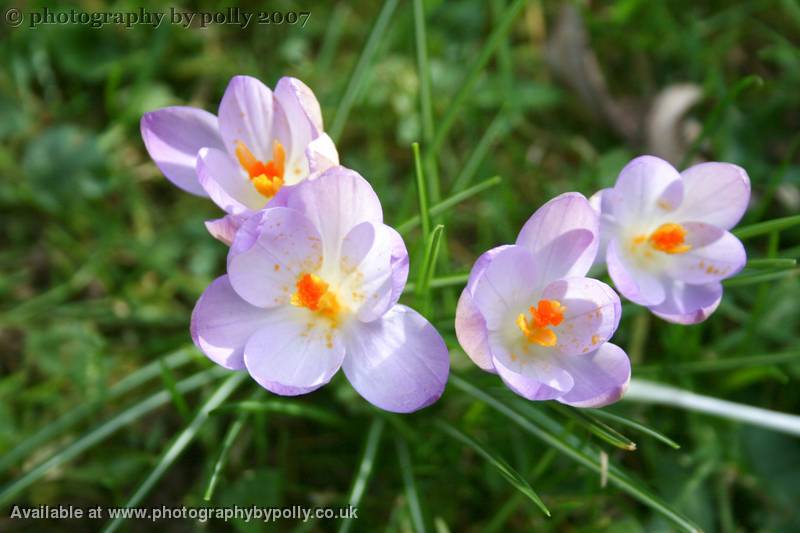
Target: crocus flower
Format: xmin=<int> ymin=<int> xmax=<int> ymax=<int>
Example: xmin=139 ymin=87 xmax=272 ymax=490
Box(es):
xmin=141 ymin=75 xmax=339 ymax=244
xmin=191 ymin=166 xmax=450 ymax=413
xmin=591 ymin=156 xmax=749 ymax=324
xmin=455 ymin=193 xmax=630 ymax=407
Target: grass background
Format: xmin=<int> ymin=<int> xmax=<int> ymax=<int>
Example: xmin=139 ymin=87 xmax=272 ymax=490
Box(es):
xmin=1 ymin=0 xmax=799 ymax=531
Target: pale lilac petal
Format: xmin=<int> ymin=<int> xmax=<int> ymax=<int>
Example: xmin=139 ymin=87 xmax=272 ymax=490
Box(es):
xmin=386 ymin=225 xmax=409 ymax=306
xmin=455 ymin=245 xmax=513 ymax=372
xmin=611 ymin=155 xmax=683 ymax=225
xmin=227 ymin=207 xmax=323 ymax=308
xmin=274 ymin=77 xmax=324 ymax=135
xmin=607 ymin=238 xmax=666 ymax=306
xmin=190 ymin=276 xmax=271 ymax=370
xmin=556 ymin=343 xmax=630 ymax=408
xmin=541 ymin=277 xmax=621 ymax=356
xmin=588 ymin=188 xmax=617 ymax=267
xmin=272 ymin=166 xmax=383 ymax=262
xmin=338 ymin=222 xmax=395 ymax=322
xmin=342 ymin=305 xmax=449 ymax=413
xmin=218 ymin=76 xmax=275 ymax=162
xmin=205 ymin=214 xmax=246 ymax=246
xmin=516 ymin=192 xmax=599 ymax=280
xmin=273 ymin=77 xmax=324 ymax=183
xmin=651 ymin=281 xmax=723 ymax=324
xmin=471 ymin=246 xmax=540 ymax=331
xmin=665 ymin=229 xmax=746 ymax=283
xmin=197 ymin=147 xmax=264 ymax=214
xmin=491 ymin=349 xmax=574 ymax=401
xmin=140 ymin=106 xmax=223 ymax=196
xmin=244 ymin=305 xmax=344 ymax=395
xmin=306 ymin=133 xmax=340 ymax=176
xmin=677 ymin=162 xmax=751 ymax=230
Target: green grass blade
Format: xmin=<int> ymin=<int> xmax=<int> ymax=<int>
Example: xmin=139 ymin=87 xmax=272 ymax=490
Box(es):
xmin=213 ymin=399 xmax=345 ymax=426
xmin=159 ymin=359 xmax=191 ymax=422
xmin=588 ymin=410 xmax=681 ymax=450
xmin=724 ymin=267 xmax=799 ymax=287
xmin=404 ymin=272 xmax=469 ymax=294
xmin=451 ymin=112 xmax=512 ymax=193
xmin=734 ymin=214 xmax=800 ymax=239
xmin=0 ymin=367 xmax=227 ymax=506
xmin=637 ymin=349 xmax=800 ymax=375
xmin=397 ymin=176 xmax=502 ymax=234
xmin=430 ymin=0 xmax=529 ymax=155
xmin=416 ymin=225 xmax=445 ymax=315
xmin=549 ymin=404 xmax=637 ymax=451
xmin=339 ymin=418 xmax=385 ymax=533
xmin=0 ymin=346 xmax=197 ymax=474
xmin=102 ymin=373 xmax=246 ymax=533
xmin=413 ymin=142 xmax=432 ymax=241
xmin=329 ymin=0 xmax=399 ymax=141
xmin=437 ymin=421 xmax=550 ymax=517
xmin=396 ymin=437 xmax=427 ymax=533
xmin=203 ymin=411 xmax=248 ymax=501
xmin=745 ymin=258 xmax=797 ymax=269
xmin=450 ymin=375 xmax=702 ymax=533
xmin=413 ymin=0 xmax=434 ymax=144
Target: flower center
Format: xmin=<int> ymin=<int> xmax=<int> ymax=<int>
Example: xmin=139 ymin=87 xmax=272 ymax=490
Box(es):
xmin=516 ymin=299 xmax=566 ymax=347
xmin=632 ymin=222 xmax=691 ymax=255
xmin=290 ymin=273 xmax=342 ymax=321
xmin=235 ymin=139 xmax=286 ymax=199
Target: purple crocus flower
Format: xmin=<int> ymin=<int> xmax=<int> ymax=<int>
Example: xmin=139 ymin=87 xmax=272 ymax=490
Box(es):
xmin=191 ymin=165 xmax=450 ymax=413
xmin=591 ymin=156 xmax=749 ymax=324
xmin=141 ymin=75 xmax=339 ymax=244
xmin=455 ymin=193 xmax=630 ymax=407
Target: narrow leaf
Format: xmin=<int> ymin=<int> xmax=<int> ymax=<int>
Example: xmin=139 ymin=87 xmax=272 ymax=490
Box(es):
xmin=396 ymin=437 xmax=427 ymax=533
xmin=339 ymin=418 xmax=385 ymax=533
xmin=588 ymin=410 xmax=681 ymax=450
xmin=734 ymin=214 xmax=800 ymax=239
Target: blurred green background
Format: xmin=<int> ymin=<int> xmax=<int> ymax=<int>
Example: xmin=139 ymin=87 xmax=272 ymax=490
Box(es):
xmin=1 ymin=0 xmax=800 ymax=531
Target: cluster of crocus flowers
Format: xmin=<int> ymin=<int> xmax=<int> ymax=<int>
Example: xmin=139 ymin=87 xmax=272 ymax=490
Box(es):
xmin=591 ymin=156 xmax=749 ymax=324
xmin=141 ymin=75 xmax=339 ymax=245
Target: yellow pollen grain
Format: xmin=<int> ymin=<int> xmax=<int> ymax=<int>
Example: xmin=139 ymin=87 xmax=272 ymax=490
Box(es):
xmin=517 ymin=299 xmax=566 ymax=347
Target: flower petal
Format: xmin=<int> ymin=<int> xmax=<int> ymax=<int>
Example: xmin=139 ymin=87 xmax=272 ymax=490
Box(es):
xmin=205 ymin=214 xmax=247 ymax=246
xmin=491 ymin=348 xmax=574 ymax=401
xmin=218 ymin=75 xmax=275 ymax=162
xmin=342 ymin=305 xmax=449 ymax=413
xmin=516 ymin=192 xmax=599 ymax=280
xmin=273 ymin=77 xmax=325 ymax=183
xmin=607 ymin=238 xmax=666 ymax=306
xmin=228 ymin=207 xmax=323 ymax=308
xmin=244 ymin=305 xmax=345 ymax=395
xmin=306 ymin=133 xmax=340 ymax=176
xmin=650 ymin=281 xmax=722 ymax=324
xmin=190 ymin=276 xmax=271 ymax=370
xmin=140 ymin=106 xmax=223 ymax=196
xmin=197 ymin=147 xmax=264 ymax=214
xmin=664 ymin=229 xmax=746 ymax=284
xmin=541 ymin=277 xmax=621 ymax=356
xmin=274 ymin=76 xmax=324 ymax=135
xmin=556 ymin=343 xmax=630 ymax=408
xmin=455 ymin=245 xmax=513 ymax=372
xmin=272 ymin=166 xmax=383 ymax=263
xmin=677 ymin=162 xmax=751 ymax=230
xmin=611 ymin=155 xmax=683 ymax=226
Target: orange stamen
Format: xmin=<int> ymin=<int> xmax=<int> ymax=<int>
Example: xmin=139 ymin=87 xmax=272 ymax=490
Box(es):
xmin=648 ymin=223 xmax=691 ymax=254
xmin=517 ymin=299 xmax=566 ymax=347
xmin=235 ymin=140 xmax=286 ymax=199
xmin=291 ymin=273 xmax=341 ymax=320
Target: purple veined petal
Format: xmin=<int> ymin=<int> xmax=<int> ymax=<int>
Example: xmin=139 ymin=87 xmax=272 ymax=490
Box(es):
xmin=677 ymin=162 xmax=751 ymax=230
xmin=272 ymin=77 xmax=325 ymax=184
xmin=491 ymin=347 xmax=574 ymax=401
xmin=588 ymin=188 xmax=618 ymax=269
xmin=342 ymin=304 xmax=449 ymax=413
xmin=664 ymin=228 xmax=746 ymax=284
xmin=386 ymin=225 xmax=409 ymax=306
xmin=556 ymin=342 xmax=631 ymax=408
xmin=306 ymin=133 xmax=340 ymax=176
xmin=190 ymin=275 xmax=271 ymax=370
xmin=197 ymin=147 xmax=264 ymax=214
xmin=205 ymin=213 xmax=247 ymax=246
xmin=244 ymin=304 xmax=345 ymax=396
xmin=218 ymin=75 xmax=275 ymax=162
xmin=227 ymin=207 xmax=323 ymax=308
xmin=541 ymin=277 xmax=622 ymax=357
xmin=228 ymin=209 xmax=267 ymax=263
xmin=611 ymin=155 xmax=683 ymax=226
xmin=470 ymin=245 xmax=541 ymax=331
xmin=140 ymin=106 xmax=223 ymax=196
xmin=454 ymin=245 xmax=513 ymax=372
xmin=650 ymin=280 xmax=723 ymax=324
xmin=516 ymin=192 xmax=599 ymax=280
xmin=607 ymin=238 xmax=666 ymax=306
xmin=272 ymin=166 xmax=383 ymax=262
xmin=338 ymin=222 xmax=396 ymax=322
xmin=275 ymin=77 xmax=324 ymax=135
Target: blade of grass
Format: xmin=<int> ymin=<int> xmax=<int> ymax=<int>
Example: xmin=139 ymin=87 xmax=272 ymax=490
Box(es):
xmin=329 ymin=0 xmax=399 ymax=141
xmin=637 ymin=349 xmax=800 ymax=375
xmin=413 ymin=0 xmax=434 ymax=144
xmin=451 ymin=112 xmax=512 ymax=193
xmin=734 ymin=214 xmax=800 ymax=239
xmin=213 ymin=399 xmax=345 ymax=426
xmin=437 ymin=421 xmax=550 ymax=517
xmin=450 ymin=375 xmax=701 ymax=533
xmin=0 ymin=346 xmax=197 ymax=474
xmin=430 ymin=0 xmax=529 ymax=156
xmin=103 ymin=372 xmax=246 ymax=533
xmin=588 ymin=410 xmax=681 ymax=450
xmin=0 ymin=367 xmax=228 ymax=506
xmin=412 ymin=142 xmax=432 ymax=241
xmin=416 ymin=225 xmax=445 ymax=316
xmin=396 ymin=437 xmax=427 ymax=533
xmin=549 ymin=404 xmax=637 ymax=451
xmin=204 ymin=411 xmax=248 ymax=501
xmin=724 ymin=268 xmax=799 ymax=287
xmin=745 ymin=258 xmax=796 ymax=269
xmin=397 ymin=176 xmax=502 ymax=234
xmin=339 ymin=417 xmax=385 ymax=533
xmin=404 ymin=272 xmax=469 ymax=294
xmin=159 ymin=359 xmax=191 ymax=423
